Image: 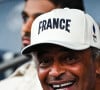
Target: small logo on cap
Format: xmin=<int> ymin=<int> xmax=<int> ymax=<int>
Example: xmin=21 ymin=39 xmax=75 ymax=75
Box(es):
xmin=93 ymin=24 xmax=97 ymax=42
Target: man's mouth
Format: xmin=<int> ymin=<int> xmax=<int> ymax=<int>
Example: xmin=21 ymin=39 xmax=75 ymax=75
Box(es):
xmin=49 ymin=80 xmax=76 ymax=90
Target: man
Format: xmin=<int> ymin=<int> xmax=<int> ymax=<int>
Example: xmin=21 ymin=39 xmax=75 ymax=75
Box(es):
xmin=12 ymin=0 xmax=84 ymax=77
xmin=11 ymin=0 xmax=85 ymax=85
xmin=11 ymin=0 xmax=85 ymax=81
xmin=22 ymin=8 xmax=100 ymax=90
xmin=0 ymin=0 xmax=85 ymax=90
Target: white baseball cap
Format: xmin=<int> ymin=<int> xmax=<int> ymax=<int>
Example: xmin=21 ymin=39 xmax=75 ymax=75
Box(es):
xmin=22 ymin=8 xmax=100 ymax=54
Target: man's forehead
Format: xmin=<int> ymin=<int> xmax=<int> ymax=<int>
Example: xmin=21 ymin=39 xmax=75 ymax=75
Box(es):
xmin=24 ymin=0 xmax=56 ymax=16
xmin=25 ymin=0 xmax=56 ymax=10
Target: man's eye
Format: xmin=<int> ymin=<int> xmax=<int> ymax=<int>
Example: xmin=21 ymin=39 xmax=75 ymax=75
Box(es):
xmin=62 ymin=55 xmax=79 ymax=64
xmin=22 ymin=13 xmax=28 ymax=23
xmin=39 ymin=57 xmax=52 ymax=68
xmin=23 ymin=15 xmax=28 ymax=23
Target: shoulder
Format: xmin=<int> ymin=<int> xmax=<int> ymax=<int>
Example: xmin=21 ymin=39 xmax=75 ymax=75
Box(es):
xmin=0 ymin=76 xmax=43 ymax=90
xmin=9 ymin=61 xmax=34 ymax=77
xmin=0 ymin=77 xmax=23 ymax=90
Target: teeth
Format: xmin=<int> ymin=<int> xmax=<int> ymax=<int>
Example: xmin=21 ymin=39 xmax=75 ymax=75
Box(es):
xmin=61 ymin=82 xmax=72 ymax=87
xmin=53 ymin=84 xmax=60 ymax=88
xmin=52 ymin=82 xmax=73 ymax=89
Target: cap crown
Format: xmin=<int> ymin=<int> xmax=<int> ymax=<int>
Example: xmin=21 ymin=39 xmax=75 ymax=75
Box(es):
xmin=22 ymin=8 xmax=100 ymax=54
xmin=31 ymin=8 xmax=100 ymax=49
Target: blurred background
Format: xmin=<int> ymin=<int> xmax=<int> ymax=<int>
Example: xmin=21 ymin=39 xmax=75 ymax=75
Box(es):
xmin=0 ymin=0 xmax=100 ymax=80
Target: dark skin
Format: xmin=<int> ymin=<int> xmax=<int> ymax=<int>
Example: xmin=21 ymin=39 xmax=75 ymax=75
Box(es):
xmin=34 ymin=45 xmax=96 ymax=90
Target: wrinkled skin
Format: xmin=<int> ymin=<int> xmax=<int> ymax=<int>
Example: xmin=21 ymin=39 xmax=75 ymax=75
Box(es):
xmin=34 ymin=45 xmax=96 ymax=90
xmin=21 ymin=0 xmax=57 ymax=47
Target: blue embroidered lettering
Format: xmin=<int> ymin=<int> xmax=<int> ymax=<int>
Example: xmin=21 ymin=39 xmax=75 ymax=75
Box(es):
xmin=53 ymin=18 xmax=59 ymax=29
xmin=47 ymin=19 xmax=52 ymax=30
xmin=38 ymin=18 xmax=71 ymax=34
xmin=65 ymin=19 xmax=71 ymax=32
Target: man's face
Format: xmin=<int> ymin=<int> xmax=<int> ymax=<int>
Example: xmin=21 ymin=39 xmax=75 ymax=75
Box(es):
xmin=21 ymin=0 xmax=57 ymax=47
xmin=35 ymin=45 xmax=96 ymax=90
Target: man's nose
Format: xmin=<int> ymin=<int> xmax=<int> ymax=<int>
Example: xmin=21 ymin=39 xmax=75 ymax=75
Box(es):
xmin=49 ymin=63 xmax=66 ymax=77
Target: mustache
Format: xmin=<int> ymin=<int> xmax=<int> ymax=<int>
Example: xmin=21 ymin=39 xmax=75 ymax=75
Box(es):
xmin=46 ymin=72 xmax=78 ymax=83
xmin=22 ymin=32 xmax=30 ymax=39
xmin=23 ymin=32 xmax=30 ymax=37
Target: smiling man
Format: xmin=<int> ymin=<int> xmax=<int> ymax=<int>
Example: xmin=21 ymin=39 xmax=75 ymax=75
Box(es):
xmin=22 ymin=8 xmax=100 ymax=90
xmin=0 ymin=0 xmax=86 ymax=90
xmin=35 ymin=45 xmax=95 ymax=90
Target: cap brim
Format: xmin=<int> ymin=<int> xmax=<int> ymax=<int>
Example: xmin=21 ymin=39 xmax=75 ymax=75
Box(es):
xmin=21 ymin=40 xmax=90 ymax=55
